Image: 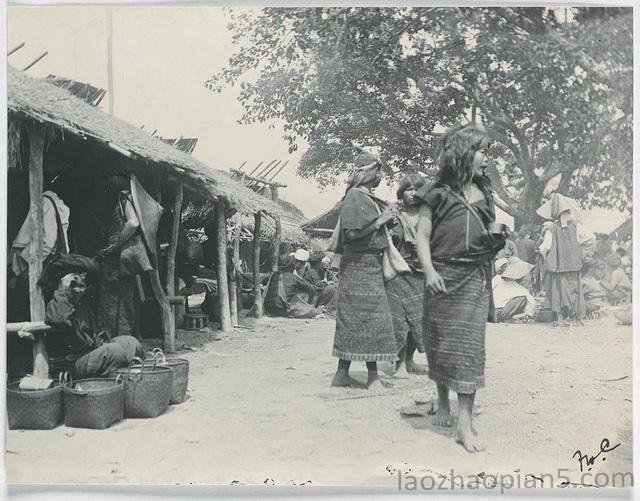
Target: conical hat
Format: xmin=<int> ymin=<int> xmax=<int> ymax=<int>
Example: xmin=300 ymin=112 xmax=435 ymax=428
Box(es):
xmin=130 ymin=174 xmax=163 ymax=266
xmin=536 ymin=193 xmax=578 ymax=221
xmin=502 ymin=256 xmax=535 ymax=280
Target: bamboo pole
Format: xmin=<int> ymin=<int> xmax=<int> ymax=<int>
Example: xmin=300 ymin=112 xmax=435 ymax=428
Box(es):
xmin=22 ymin=51 xmax=48 ymax=72
xmin=26 ymin=124 xmax=48 ymax=378
xmin=229 ymin=214 xmax=241 ymax=326
xmin=215 ymin=202 xmax=232 ymax=332
xmin=8 ymin=42 xmax=25 ymax=56
xmin=247 ymin=161 xmax=264 ymax=177
xmin=268 ymin=160 xmax=289 ymax=181
xmin=252 ymin=212 xmax=263 ymax=318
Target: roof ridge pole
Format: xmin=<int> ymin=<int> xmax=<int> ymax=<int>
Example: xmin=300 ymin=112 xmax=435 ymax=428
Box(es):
xmin=106 ymin=7 xmax=114 ymax=115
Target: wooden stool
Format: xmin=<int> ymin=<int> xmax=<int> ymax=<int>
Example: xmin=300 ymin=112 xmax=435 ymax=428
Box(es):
xmin=183 ymin=312 xmax=209 ymax=330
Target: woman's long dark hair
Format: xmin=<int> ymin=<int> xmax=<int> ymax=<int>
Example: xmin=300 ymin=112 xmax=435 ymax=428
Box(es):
xmin=435 ymin=123 xmax=493 ymax=199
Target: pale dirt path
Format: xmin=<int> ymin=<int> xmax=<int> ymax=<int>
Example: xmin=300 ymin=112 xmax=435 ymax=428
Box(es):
xmin=6 ymin=314 xmax=633 ymax=488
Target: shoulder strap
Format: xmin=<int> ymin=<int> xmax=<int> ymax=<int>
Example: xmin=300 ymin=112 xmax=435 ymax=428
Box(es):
xmin=443 ymin=186 xmax=490 ymax=238
xmin=43 ymin=194 xmax=68 ymax=255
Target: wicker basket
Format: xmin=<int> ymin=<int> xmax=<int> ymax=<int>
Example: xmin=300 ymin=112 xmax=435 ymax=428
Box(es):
xmin=63 ymin=377 xmax=124 ymax=429
xmin=7 ymin=382 xmax=63 ymax=430
xmin=115 ymin=359 xmax=172 ymax=418
xmin=145 ymin=350 xmax=189 ymax=404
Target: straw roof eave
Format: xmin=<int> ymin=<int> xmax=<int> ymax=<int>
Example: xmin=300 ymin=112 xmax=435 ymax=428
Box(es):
xmin=7 ymin=66 xmax=292 ymax=220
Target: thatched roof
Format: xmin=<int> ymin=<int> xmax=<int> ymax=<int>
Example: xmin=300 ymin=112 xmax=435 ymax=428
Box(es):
xmin=301 ymin=203 xmax=340 ymax=237
xmin=7 ymin=66 xmax=290 ymax=220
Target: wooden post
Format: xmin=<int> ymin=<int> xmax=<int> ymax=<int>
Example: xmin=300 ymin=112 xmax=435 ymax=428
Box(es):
xmin=26 ymin=124 xmax=48 ymax=378
xmin=166 ymin=179 xmax=183 ymax=329
xmin=148 ymin=271 xmax=176 ymax=352
xmin=252 ymin=212 xmax=263 ymax=318
xmin=270 ymin=185 xmax=282 ymax=273
xmin=215 ymin=202 xmax=232 ymax=332
xmin=228 ymin=214 xmax=241 ymax=326
xmin=166 ymin=180 xmax=183 ymax=295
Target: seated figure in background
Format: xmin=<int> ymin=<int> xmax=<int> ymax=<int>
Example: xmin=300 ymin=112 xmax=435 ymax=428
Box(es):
xmin=492 ymin=257 xmax=537 ymax=322
xmin=304 ymin=251 xmax=337 ymax=310
xmin=600 ymin=253 xmax=632 ymax=305
xmin=45 ymin=272 xmax=144 ymax=379
xmin=265 ymin=254 xmax=317 ymax=319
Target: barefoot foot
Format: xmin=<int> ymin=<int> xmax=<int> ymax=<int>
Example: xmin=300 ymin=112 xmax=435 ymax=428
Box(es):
xmin=432 ymin=407 xmax=453 ymax=427
xmin=406 ymin=360 xmax=428 ymax=375
xmin=393 ymin=365 xmax=410 ymax=379
xmin=331 ymin=373 xmax=366 ymax=389
xmin=454 ymin=424 xmax=485 ymax=452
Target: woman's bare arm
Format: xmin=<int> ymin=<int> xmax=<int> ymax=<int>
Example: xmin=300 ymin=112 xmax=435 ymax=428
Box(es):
xmin=416 ymin=204 xmax=446 ymax=294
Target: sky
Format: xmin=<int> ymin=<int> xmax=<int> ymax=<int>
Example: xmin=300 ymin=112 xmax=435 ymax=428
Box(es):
xmin=7 ymin=5 xmax=627 ymax=232
xmin=7 ymin=5 xmax=369 ymax=218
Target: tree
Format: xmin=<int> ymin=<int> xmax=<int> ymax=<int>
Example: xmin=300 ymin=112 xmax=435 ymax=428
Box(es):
xmin=207 ymin=7 xmax=632 ymax=224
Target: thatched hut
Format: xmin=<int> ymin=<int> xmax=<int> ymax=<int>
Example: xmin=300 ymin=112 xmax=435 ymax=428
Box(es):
xmin=6 ymin=66 xmax=301 ymax=377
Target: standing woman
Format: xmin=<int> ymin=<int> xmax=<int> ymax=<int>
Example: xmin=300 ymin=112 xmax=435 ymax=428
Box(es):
xmin=331 ymin=152 xmax=399 ymax=389
xmin=387 ymin=174 xmax=429 ymax=377
xmin=414 ymin=123 xmax=504 ymax=453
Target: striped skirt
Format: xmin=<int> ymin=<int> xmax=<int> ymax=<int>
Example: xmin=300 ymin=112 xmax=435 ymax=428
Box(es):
xmin=424 ymin=262 xmax=490 ymax=394
xmin=333 ymin=251 xmax=397 ymax=362
xmin=386 ymin=272 xmax=426 ymax=353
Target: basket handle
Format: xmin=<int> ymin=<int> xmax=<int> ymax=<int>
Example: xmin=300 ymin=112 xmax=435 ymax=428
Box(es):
xmin=152 ymin=349 xmax=167 ymax=367
xmin=58 ymin=371 xmax=70 ymax=386
xmin=128 ymin=356 xmax=145 ymax=382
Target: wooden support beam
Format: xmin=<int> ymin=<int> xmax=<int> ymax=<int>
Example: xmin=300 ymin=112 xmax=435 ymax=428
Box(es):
xmin=166 ymin=180 xmax=183 ymax=295
xmin=26 ymin=124 xmax=48 ymax=378
xmin=147 ymin=270 xmax=176 ymax=352
xmin=166 ymin=180 xmax=183 ymax=328
xmin=229 ymin=168 xmax=287 ymax=188
xmin=252 ymin=212 xmax=263 ymax=318
xmin=215 ymin=202 xmax=232 ymax=332
xmin=270 ymin=185 xmax=282 ymax=272
xmin=229 ymin=214 xmax=242 ymax=326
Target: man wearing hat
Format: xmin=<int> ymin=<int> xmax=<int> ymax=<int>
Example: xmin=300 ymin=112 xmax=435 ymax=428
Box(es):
xmin=537 ymin=193 xmax=586 ymax=323
xmin=492 ymin=257 xmax=537 ymax=322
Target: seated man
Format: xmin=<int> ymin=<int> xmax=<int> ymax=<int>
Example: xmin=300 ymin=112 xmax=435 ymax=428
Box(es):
xmin=265 ymin=255 xmax=317 ymax=319
xmin=45 ymin=272 xmax=145 ymax=378
xmin=304 ymin=251 xmax=337 ymax=310
xmin=492 ymin=257 xmax=537 ymax=322
xmin=600 ymin=253 xmax=632 ymax=305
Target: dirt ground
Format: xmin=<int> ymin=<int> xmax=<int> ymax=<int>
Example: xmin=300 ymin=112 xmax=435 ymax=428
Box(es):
xmin=6 ymin=311 xmax=633 ymax=489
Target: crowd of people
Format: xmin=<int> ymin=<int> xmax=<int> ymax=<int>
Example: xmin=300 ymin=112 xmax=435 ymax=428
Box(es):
xmin=318 ymin=122 xmax=632 ymax=454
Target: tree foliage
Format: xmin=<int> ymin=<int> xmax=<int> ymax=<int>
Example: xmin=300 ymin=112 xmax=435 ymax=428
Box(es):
xmin=207 ymin=7 xmax=632 ymax=222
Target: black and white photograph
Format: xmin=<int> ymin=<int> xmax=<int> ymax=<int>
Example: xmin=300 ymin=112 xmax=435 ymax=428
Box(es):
xmin=3 ymin=3 xmax=635 ymax=493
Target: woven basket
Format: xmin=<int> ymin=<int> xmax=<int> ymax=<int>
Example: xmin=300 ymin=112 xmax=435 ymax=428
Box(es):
xmin=145 ymin=350 xmax=189 ymax=404
xmin=7 ymin=382 xmax=63 ymax=430
xmin=63 ymin=377 xmax=124 ymax=429
xmin=115 ymin=359 xmax=172 ymax=418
